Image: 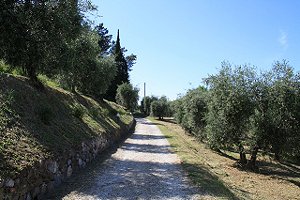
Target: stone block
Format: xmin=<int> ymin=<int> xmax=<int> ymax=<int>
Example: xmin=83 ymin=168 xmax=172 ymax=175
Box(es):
xmin=4 ymin=178 xmax=15 ymax=187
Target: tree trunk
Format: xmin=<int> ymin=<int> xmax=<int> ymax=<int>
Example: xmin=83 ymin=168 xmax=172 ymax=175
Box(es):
xmin=274 ymin=151 xmax=280 ymax=161
xmin=273 ymin=144 xmax=281 ymax=161
xmin=247 ymin=145 xmax=259 ymax=170
xmin=27 ymin=62 xmax=43 ymax=90
xmin=239 ymin=144 xmax=247 ymax=166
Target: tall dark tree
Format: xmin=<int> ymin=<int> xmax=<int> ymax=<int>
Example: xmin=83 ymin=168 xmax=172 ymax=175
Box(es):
xmin=94 ymin=23 xmax=112 ymax=55
xmin=105 ymin=30 xmax=129 ymax=101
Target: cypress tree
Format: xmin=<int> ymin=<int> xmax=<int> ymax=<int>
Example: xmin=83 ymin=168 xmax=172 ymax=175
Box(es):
xmin=105 ymin=30 xmax=129 ymax=101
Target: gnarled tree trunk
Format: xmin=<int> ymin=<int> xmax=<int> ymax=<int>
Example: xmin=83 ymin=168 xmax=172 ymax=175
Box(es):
xmin=247 ymin=145 xmax=259 ymax=170
xmin=239 ymin=144 xmax=247 ymax=166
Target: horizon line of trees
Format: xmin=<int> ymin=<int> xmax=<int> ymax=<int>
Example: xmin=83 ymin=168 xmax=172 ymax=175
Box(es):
xmin=0 ymin=0 xmax=137 ymax=104
xmin=147 ymin=60 xmax=300 ymax=168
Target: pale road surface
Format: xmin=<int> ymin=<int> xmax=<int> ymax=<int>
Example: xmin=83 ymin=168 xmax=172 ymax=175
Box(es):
xmin=52 ymin=118 xmax=202 ymax=200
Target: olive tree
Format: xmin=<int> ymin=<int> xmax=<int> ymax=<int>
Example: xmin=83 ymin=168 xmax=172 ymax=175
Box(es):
xmin=172 ymin=87 xmax=207 ymax=139
xmin=150 ymin=96 xmax=169 ymax=119
xmin=251 ymin=61 xmax=300 ymax=161
xmin=205 ymin=62 xmax=256 ymax=165
xmin=116 ymin=83 xmax=139 ymax=112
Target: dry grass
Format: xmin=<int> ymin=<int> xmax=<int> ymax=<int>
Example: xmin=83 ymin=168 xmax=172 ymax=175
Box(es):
xmin=0 ymin=73 xmax=133 ymax=178
xmin=149 ymin=117 xmax=300 ymax=200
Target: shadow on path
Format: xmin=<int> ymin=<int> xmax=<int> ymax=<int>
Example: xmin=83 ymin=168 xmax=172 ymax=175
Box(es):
xmin=49 ymin=118 xmax=238 ymax=200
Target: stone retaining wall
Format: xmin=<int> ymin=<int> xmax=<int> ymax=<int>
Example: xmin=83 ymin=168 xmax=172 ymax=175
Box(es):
xmin=0 ymin=119 xmax=136 ymax=200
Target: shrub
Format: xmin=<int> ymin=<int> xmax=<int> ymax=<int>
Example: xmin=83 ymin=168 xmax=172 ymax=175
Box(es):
xmin=0 ymin=59 xmax=11 ymax=73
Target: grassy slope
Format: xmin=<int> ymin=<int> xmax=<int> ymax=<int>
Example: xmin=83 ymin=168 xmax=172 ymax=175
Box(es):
xmin=149 ymin=117 xmax=300 ymax=200
xmin=0 ymin=73 xmax=133 ymax=178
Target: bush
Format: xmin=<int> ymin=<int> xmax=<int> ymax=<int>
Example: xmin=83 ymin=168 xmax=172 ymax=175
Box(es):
xmin=0 ymin=59 xmax=11 ymax=73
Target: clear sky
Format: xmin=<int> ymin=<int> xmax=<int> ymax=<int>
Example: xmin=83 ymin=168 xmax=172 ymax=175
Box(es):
xmin=89 ymin=0 xmax=300 ymax=100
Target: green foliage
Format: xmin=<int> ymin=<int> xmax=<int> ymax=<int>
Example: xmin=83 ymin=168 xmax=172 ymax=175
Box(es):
xmin=0 ymin=1 xmax=126 ymax=100
xmin=0 ymin=90 xmax=15 ymax=131
xmin=101 ymin=108 xmax=110 ymax=117
xmin=205 ymin=62 xmax=256 ymax=152
xmin=105 ymin=30 xmax=136 ymax=101
xmin=250 ymin=60 xmax=300 ymax=160
xmin=89 ymin=106 xmax=101 ymax=118
xmin=172 ymin=87 xmax=208 ymax=139
xmin=172 ymin=60 xmax=300 ymax=165
xmin=0 ymin=60 xmax=11 ymax=73
xmin=37 ymin=74 xmax=61 ymax=88
xmin=116 ymin=83 xmax=139 ymax=112
xmin=0 ymin=1 xmax=83 ymax=81
xmin=150 ymin=96 xmax=170 ymax=119
xmin=58 ymin=27 xmax=117 ymax=98
xmin=71 ymin=103 xmax=85 ymax=119
xmin=141 ymin=96 xmax=158 ymax=116
xmin=94 ymin=23 xmax=113 ymax=55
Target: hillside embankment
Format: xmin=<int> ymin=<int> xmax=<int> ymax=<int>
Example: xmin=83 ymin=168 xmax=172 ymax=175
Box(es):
xmin=0 ymin=73 xmax=135 ymax=199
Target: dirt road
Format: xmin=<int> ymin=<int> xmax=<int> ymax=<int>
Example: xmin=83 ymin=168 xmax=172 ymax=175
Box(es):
xmin=52 ymin=118 xmax=201 ymax=200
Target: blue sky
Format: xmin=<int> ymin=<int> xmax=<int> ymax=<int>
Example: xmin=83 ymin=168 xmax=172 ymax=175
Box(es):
xmin=89 ymin=0 xmax=300 ymax=100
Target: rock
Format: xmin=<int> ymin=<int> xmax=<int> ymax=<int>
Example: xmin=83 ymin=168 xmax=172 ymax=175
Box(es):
xmin=25 ymin=193 xmax=32 ymax=200
xmin=4 ymin=178 xmax=15 ymax=187
xmin=32 ymin=186 xmax=40 ymax=198
xmin=14 ymin=178 xmax=20 ymax=185
xmin=82 ymin=161 xmax=86 ymax=168
xmin=47 ymin=161 xmax=58 ymax=174
xmin=67 ymin=166 xmax=73 ymax=177
xmin=67 ymin=159 xmax=72 ymax=166
xmin=47 ymin=181 xmax=55 ymax=192
xmin=54 ymin=171 xmax=62 ymax=186
xmin=82 ymin=142 xmax=87 ymax=152
xmin=78 ymin=158 xmax=83 ymax=167
xmin=40 ymin=183 xmax=47 ymax=195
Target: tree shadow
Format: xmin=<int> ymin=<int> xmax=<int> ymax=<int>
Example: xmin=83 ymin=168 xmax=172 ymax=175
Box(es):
xmin=48 ymin=119 xmax=239 ymax=200
xmin=134 ymin=118 xmax=165 ymax=127
xmin=254 ymin=160 xmax=300 ymax=188
xmin=121 ymin=143 xmax=173 ymax=154
xmin=130 ymin=133 xmax=171 ymax=140
xmin=160 ymin=118 xmax=177 ymax=124
xmin=181 ymin=162 xmax=240 ymax=200
xmin=215 ymin=150 xmax=238 ymax=161
xmin=219 ymin=149 xmax=300 ymax=188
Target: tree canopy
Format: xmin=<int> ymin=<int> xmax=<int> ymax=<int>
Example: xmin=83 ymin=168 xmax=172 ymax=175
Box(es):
xmin=171 ymin=60 xmax=300 ymax=168
xmin=0 ymin=1 xmax=136 ymax=101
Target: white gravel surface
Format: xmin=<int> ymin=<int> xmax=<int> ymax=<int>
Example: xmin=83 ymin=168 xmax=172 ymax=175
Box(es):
xmin=53 ymin=118 xmax=202 ymax=200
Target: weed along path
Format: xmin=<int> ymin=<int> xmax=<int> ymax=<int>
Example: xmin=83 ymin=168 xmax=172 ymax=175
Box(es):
xmin=51 ymin=118 xmax=202 ymax=200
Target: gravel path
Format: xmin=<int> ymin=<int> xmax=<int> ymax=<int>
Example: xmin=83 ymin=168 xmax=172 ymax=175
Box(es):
xmin=53 ymin=118 xmax=201 ymax=200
